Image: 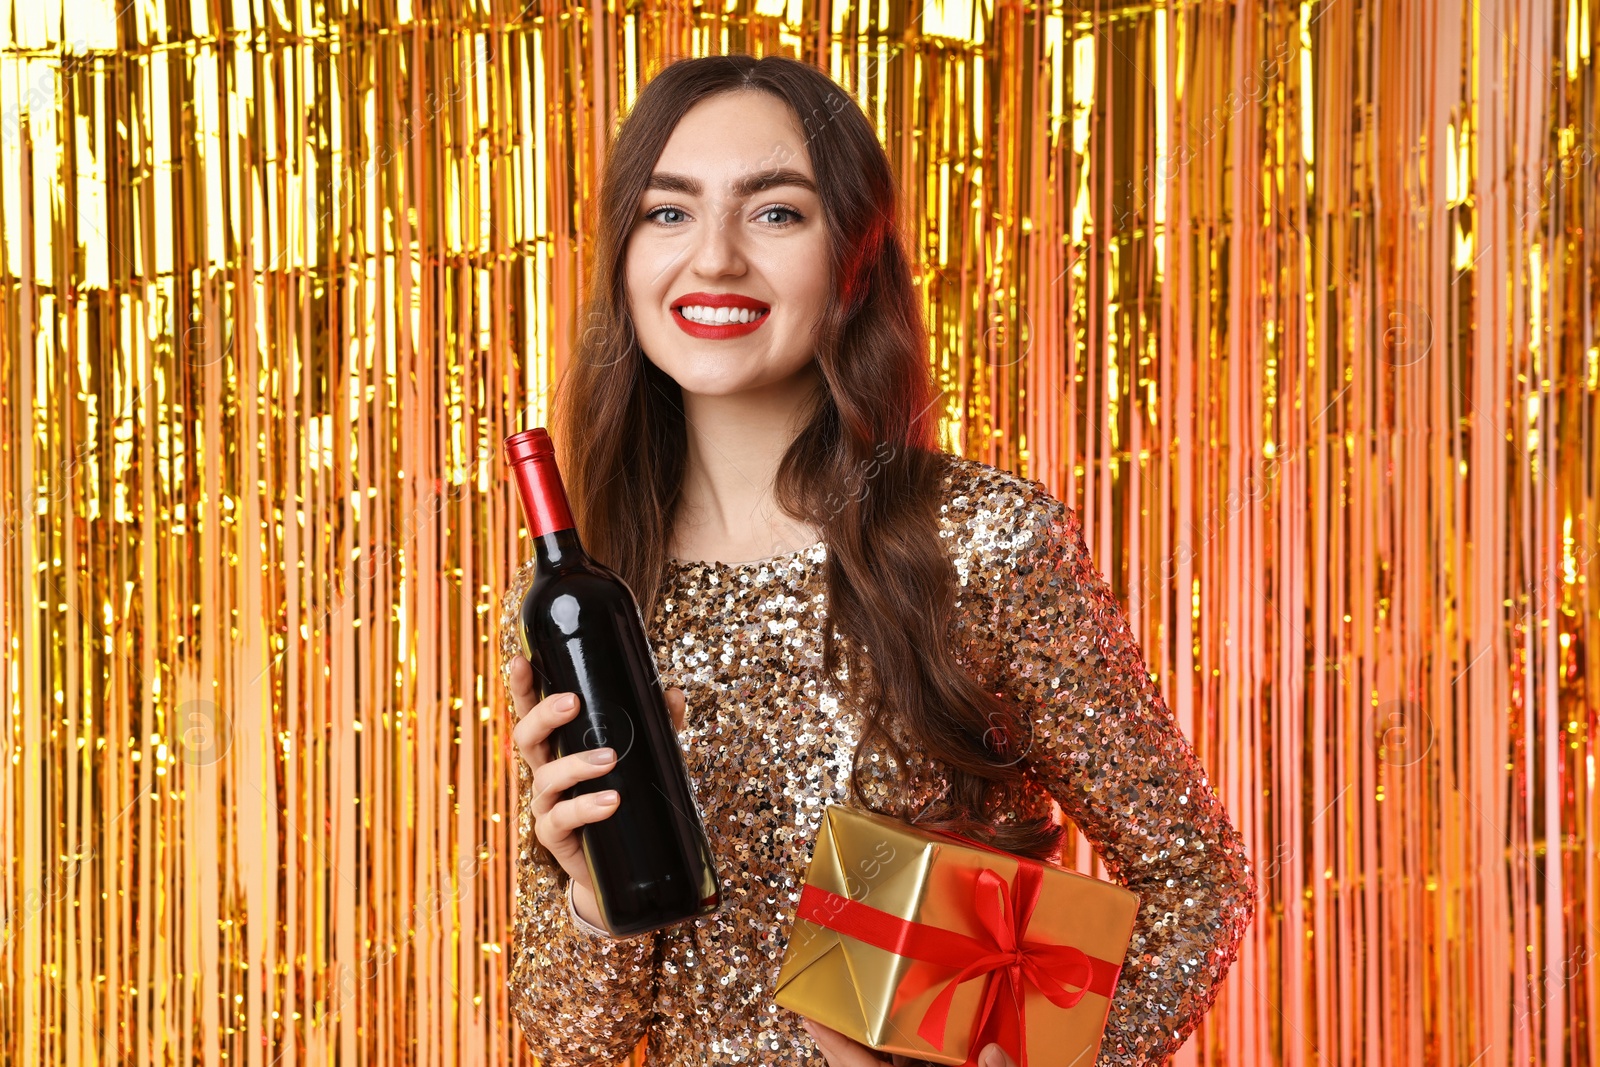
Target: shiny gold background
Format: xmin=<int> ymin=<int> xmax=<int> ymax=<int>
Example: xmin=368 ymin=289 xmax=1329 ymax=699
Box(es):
xmin=2 ymin=0 xmax=1595 ymax=1064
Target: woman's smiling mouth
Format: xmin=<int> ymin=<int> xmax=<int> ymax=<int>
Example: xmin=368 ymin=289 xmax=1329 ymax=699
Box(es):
xmin=667 ymin=289 xmax=772 ymax=338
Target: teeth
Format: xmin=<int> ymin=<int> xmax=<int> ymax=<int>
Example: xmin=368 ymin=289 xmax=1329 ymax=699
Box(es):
xmin=678 ymin=305 xmax=766 ymax=324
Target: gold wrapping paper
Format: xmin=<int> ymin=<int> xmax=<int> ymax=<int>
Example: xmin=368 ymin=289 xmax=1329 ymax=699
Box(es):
xmin=773 ymin=804 xmax=1139 ymax=1065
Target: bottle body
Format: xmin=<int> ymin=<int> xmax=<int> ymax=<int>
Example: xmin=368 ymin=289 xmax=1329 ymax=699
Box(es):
xmin=507 ymin=430 xmax=721 ymax=937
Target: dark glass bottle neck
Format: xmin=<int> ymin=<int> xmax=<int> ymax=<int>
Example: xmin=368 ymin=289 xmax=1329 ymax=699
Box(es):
xmin=532 ymin=526 xmax=588 ymax=572
xmin=509 ymin=444 xmax=587 ymax=573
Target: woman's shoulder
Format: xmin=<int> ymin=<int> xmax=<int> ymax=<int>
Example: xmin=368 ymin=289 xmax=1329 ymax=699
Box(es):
xmin=934 ymin=452 xmax=1078 ymax=565
xmin=498 ymin=557 xmax=540 ymax=683
xmin=503 ymin=556 xmax=538 ymax=614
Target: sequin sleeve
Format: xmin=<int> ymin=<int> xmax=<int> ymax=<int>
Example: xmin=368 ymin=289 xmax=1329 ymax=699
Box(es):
xmin=500 ymin=560 xmax=659 ymax=1067
xmin=978 ymin=484 xmax=1257 ymax=1066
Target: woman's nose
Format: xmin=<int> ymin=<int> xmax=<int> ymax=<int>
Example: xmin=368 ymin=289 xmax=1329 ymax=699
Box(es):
xmin=689 ymin=203 xmax=747 ymax=275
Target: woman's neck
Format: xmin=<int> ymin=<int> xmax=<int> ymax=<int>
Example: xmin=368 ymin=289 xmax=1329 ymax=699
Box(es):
xmin=672 ymin=365 xmax=824 ymax=562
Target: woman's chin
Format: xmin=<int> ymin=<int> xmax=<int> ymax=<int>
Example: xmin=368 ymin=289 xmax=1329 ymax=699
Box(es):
xmin=661 ymin=363 xmax=788 ymax=400
xmin=643 ymin=344 xmax=818 ymax=401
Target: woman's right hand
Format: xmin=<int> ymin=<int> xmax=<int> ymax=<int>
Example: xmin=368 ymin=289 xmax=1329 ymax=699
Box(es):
xmin=508 ymin=655 xmax=687 ymax=910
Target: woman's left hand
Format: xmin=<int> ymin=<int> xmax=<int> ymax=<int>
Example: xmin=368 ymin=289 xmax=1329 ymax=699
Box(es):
xmin=802 ymin=1017 xmax=1017 ymax=1067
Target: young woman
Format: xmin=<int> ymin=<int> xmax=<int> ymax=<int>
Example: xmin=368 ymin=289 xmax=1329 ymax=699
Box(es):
xmin=502 ymin=54 xmax=1256 ymax=1067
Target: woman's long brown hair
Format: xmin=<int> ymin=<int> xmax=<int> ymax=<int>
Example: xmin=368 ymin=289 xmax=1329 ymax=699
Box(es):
xmin=550 ymin=54 xmax=1062 ymax=863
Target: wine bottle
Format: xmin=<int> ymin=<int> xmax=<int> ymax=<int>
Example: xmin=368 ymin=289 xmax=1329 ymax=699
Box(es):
xmin=505 ymin=427 xmax=722 ymax=937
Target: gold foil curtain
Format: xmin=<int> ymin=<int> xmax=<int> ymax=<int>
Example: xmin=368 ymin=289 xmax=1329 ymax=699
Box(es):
xmin=1 ymin=1 xmax=1595 ymax=1065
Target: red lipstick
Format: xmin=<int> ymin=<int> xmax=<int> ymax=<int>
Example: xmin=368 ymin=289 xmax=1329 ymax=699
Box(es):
xmin=670 ymin=291 xmax=771 ymax=340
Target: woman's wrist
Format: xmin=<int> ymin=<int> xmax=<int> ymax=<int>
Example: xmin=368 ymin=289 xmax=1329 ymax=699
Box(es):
xmin=566 ymin=879 xmax=610 ymax=936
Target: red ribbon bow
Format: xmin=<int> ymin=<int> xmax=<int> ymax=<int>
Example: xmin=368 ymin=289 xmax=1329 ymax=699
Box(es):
xmin=795 ymin=856 xmax=1121 ymax=1067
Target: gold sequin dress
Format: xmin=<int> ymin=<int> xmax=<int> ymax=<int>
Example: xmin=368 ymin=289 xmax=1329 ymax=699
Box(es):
xmin=500 ymin=453 xmax=1257 ymax=1067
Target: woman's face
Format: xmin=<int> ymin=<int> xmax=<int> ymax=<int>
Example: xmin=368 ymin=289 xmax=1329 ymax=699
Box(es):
xmin=625 ymin=90 xmax=831 ymax=400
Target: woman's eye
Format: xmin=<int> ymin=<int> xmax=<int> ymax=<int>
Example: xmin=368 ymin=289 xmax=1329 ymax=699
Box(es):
xmin=645 ymin=206 xmax=687 ymax=225
xmin=759 ymin=206 xmax=804 ymax=226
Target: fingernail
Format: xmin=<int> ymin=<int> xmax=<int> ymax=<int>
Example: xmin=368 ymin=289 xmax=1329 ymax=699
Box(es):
xmin=583 ymin=747 xmax=615 ymax=764
xmin=559 ymin=694 xmax=578 ymax=710
xmin=982 ymin=1048 xmax=1005 ymax=1067
xmin=593 ymin=790 xmax=620 ymax=804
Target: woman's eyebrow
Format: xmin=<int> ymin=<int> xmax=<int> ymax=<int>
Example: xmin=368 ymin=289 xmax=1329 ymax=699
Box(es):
xmin=645 ymin=168 xmax=817 ymax=198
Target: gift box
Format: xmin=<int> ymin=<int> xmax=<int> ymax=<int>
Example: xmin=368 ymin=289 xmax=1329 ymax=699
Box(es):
xmin=774 ymin=804 xmax=1140 ymax=1067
